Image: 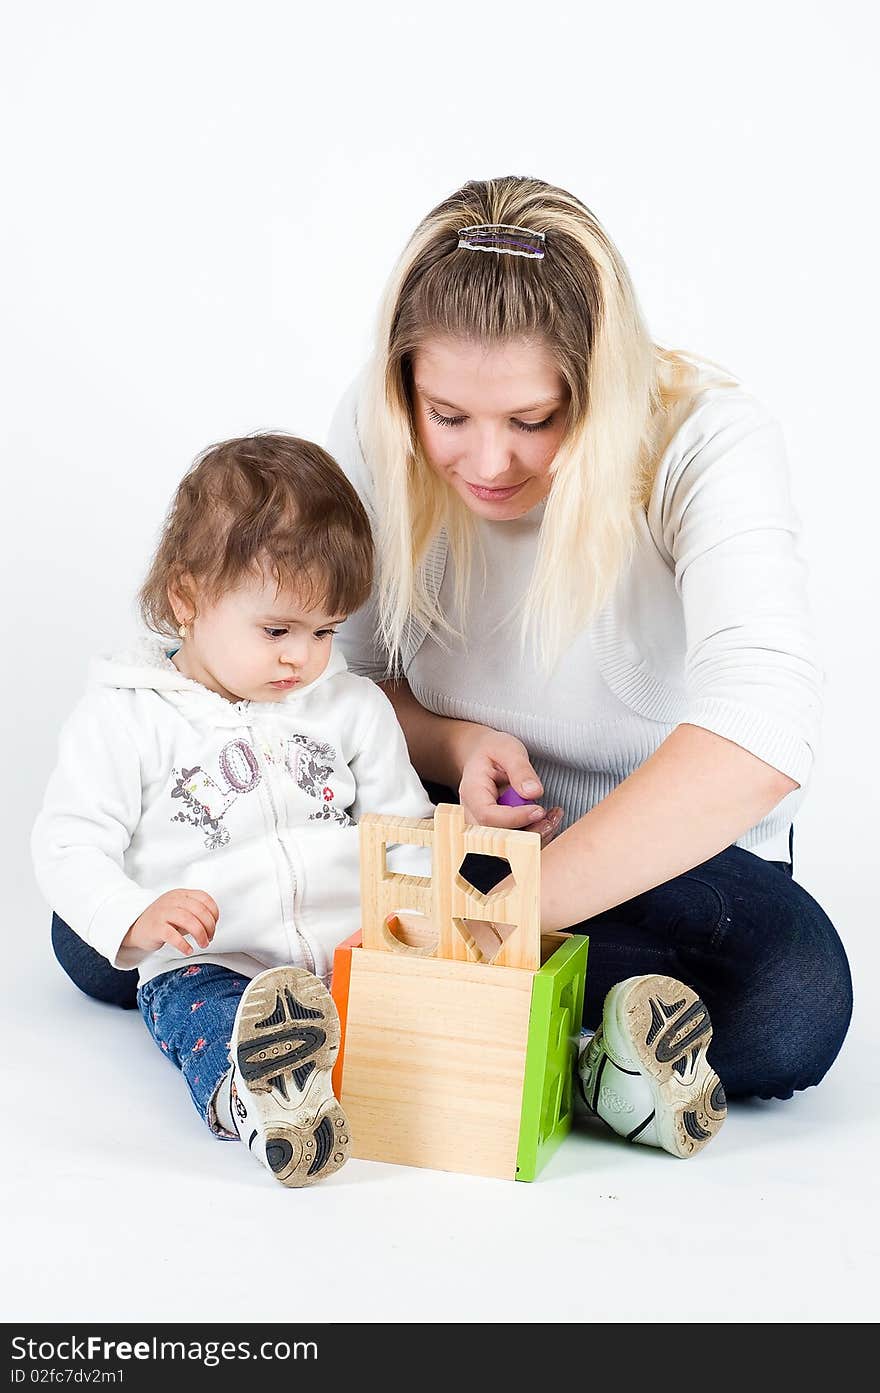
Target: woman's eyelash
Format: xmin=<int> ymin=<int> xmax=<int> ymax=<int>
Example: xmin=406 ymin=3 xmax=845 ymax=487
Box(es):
xmin=426 ymin=406 xmax=555 ymax=433
xmin=427 ymin=407 xmax=466 ymax=427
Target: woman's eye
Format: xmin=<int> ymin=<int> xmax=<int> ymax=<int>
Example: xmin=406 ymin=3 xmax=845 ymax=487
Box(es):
xmin=263 ymin=628 xmax=288 ymax=639
xmin=427 ymin=406 xmax=465 ymax=427
xmin=427 ymin=406 xmax=555 ymax=433
xmin=513 ymin=415 xmax=555 ymax=433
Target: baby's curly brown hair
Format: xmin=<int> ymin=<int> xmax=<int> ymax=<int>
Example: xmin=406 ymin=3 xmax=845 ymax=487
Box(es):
xmin=139 ymin=433 xmax=373 ymax=636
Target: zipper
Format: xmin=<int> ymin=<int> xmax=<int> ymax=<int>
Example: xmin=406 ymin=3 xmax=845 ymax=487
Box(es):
xmin=246 ymin=720 xmax=316 ymax=975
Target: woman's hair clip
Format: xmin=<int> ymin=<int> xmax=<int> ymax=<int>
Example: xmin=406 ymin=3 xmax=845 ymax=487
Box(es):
xmin=457 ymin=223 xmax=546 ymax=260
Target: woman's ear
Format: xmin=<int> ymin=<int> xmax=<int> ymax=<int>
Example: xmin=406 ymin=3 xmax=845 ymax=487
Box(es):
xmin=167 ymin=573 xmax=198 ymax=627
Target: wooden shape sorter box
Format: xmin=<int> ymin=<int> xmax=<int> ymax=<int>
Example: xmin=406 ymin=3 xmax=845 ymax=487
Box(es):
xmin=330 ymin=803 xmax=588 ymax=1182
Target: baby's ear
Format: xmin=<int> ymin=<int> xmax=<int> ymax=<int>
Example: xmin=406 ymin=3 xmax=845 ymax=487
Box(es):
xmin=167 ymin=571 xmax=199 ymax=625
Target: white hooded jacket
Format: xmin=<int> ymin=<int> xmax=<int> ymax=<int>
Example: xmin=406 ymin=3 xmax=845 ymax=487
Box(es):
xmin=31 ymin=638 xmax=435 ymax=985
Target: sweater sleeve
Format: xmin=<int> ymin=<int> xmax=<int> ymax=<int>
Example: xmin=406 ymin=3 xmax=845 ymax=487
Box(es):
xmin=31 ymin=688 xmax=157 ymax=969
xmin=326 ymin=375 xmax=396 ymax=682
xmin=653 ymin=393 xmax=822 ymax=785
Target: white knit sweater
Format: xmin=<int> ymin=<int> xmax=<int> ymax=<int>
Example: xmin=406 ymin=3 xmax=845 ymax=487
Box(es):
xmin=327 ymin=376 xmax=822 ymax=863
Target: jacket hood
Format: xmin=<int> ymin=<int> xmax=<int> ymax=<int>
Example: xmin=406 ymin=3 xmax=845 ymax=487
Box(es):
xmin=89 ymin=635 xmax=349 ymax=704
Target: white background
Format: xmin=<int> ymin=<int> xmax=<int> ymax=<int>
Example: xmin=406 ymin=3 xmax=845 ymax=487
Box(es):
xmin=2 ymin=1 xmax=878 ymax=1326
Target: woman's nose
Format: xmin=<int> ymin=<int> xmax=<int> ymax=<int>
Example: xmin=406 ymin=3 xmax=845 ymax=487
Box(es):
xmin=469 ymin=432 xmax=513 ymax=482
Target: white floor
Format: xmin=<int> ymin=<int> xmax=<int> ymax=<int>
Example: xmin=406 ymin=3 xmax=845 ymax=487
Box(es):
xmin=4 ymin=880 xmax=876 ymax=1326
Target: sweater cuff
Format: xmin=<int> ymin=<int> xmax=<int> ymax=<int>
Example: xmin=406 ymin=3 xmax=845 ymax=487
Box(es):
xmin=87 ymin=886 xmax=156 ymax=971
xmin=680 ymin=697 xmax=815 ymax=785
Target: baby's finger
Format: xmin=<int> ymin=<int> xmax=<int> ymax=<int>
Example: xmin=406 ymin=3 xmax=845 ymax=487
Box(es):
xmin=176 ymin=898 xmax=217 ymax=940
xmin=182 ymin=890 xmax=220 ymax=924
xmin=161 ymin=926 xmax=194 ymax=956
xmin=168 ymin=907 xmax=213 ymax=949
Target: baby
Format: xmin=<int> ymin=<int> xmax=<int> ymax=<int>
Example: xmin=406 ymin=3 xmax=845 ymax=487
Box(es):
xmin=32 ymin=432 xmax=434 ymax=1186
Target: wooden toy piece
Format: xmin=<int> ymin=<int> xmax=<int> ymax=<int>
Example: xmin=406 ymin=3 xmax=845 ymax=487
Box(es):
xmin=331 ymin=803 xmax=589 ymax=1181
xmin=358 ymin=813 xmax=435 ymax=956
xmin=433 ymin=803 xmax=541 ymax=969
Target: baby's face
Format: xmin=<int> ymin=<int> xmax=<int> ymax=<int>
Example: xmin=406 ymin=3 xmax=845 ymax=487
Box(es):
xmin=173 ymin=571 xmax=346 ymax=704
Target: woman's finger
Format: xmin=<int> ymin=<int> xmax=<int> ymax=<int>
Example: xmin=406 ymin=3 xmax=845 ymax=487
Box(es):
xmin=494 ymin=755 xmax=543 ymax=802
xmin=460 ymin=787 xmax=546 ymax=831
xmin=532 ymin=807 xmax=565 ymax=845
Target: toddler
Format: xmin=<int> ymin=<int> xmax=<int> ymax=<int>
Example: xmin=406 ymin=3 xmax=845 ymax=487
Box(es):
xmin=32 ymin=433 xmax=435 ymax=1187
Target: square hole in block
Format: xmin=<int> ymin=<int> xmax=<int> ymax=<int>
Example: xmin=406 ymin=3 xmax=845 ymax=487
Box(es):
xmin=382 ymin=842 xmax=433 ymax=881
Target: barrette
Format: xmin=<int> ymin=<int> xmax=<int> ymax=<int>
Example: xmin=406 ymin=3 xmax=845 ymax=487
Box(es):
xmin=457 ymin=223 xmax=546 ymax=260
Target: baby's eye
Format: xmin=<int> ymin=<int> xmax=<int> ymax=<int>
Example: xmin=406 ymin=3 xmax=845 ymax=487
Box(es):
xmin=263 ymin=627 xmax=288 ymax=639
xmin=315 ymin=629 xmax=338 ymax=640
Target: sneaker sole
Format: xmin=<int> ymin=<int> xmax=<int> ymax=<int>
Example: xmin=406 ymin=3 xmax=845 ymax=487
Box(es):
xmin=231 ymin=967 xmax=350 ymax=1187
xmin=604 ymin=975 xmax=727 ymax=1158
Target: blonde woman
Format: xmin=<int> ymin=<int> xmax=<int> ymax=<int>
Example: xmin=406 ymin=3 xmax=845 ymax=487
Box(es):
xmin=325 ymin=175 xmax=852 ymax=1159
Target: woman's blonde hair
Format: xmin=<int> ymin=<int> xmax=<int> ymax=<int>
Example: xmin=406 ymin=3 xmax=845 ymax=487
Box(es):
xmin=360 ymin=175 xmax=735 ymax=672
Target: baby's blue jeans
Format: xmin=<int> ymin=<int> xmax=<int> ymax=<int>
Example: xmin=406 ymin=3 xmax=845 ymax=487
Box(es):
xmin=138 ymin=963 xmax=249 ymax=1136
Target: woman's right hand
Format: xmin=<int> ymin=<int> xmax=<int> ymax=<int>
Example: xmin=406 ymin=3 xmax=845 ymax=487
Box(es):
xmin=122 ymin=889 xmax=220 ymax=957
xmin=457 ymin=729 xmax=564 ymax=847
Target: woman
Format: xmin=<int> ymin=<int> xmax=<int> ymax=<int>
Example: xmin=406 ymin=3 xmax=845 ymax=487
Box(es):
xmin=52 ymin=175 xmax=852 ymax=1160
xmin=323 ymin=175 xmax=852 ymax=1158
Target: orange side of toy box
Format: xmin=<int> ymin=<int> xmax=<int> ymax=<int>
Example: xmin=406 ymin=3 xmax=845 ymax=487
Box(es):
xmin=330 ymin=930 xmax=361 ymax=1098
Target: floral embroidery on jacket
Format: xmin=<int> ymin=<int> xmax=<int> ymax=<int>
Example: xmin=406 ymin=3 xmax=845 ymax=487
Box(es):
xmin=289 ymin=734 xmax=351 ymax=827
xmin=168 ymin=732 xmax=351 ymax=844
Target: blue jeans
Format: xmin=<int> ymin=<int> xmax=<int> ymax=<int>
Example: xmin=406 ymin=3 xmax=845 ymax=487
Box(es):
xmin=138 ymin=963 xmax=249 ymax=1134
xmin=50 ymin=795 xmax=853 ymax=1102
xmin=51 ymin=912 xmax=140 ymax=1009
xmin=457 ymin=839 xmax=852 ymax=1100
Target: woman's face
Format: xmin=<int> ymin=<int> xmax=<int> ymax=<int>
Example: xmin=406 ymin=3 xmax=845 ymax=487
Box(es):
xmin=411 ymin=336 xmax=569 ymax=520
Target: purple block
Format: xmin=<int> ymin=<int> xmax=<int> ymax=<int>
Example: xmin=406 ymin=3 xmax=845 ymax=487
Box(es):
xmin=498 ymin=786 xmax=532 ymax=807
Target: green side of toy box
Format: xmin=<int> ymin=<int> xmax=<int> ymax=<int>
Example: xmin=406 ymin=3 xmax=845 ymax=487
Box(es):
xmin=515 ymin=933 xmax=588 ymax=1182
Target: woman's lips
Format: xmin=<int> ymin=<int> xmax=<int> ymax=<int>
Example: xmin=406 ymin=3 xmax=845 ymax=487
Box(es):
xmin=465 ymin=480 xmax=527 ymax=502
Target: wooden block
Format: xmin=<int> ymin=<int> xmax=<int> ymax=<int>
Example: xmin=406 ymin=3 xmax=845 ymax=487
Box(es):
xmin=358 ymin=813 xmax=434 ymax=953
xmin=339 ymin=947 xmax=535 ymax=1180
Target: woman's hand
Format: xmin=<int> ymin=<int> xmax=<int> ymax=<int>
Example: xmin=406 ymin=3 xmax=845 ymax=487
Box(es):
xmin=457 ymin=729 xmax=564 ymax=847
xmin=122 ymin=889 xmax=220 ymax=957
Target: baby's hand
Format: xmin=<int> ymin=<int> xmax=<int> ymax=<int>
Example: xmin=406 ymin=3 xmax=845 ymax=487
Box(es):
xmin=123 ymin=890 xmax=219 ymax=957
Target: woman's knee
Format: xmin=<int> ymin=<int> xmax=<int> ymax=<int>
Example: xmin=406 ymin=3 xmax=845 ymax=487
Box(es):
xmin=719 ymin=886 xmax=852 ymax=1099
xmin=775 ymin=891 xmax=852 ymax=1092
xmin=51 ymin=913 xmax=139 ymax=1009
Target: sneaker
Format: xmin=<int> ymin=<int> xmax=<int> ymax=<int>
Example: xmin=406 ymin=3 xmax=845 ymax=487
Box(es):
xmin=577 ymin=974 xmax=727 ymax=1158
xmin=227 ymin=966 xmax=351 ymax=1187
